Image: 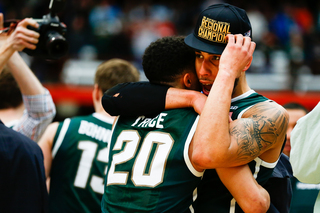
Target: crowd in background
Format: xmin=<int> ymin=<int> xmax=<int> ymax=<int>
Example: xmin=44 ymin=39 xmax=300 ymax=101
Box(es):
xmin=1 ymin=1 xmax=320 ymax=212
xmin=1 ymin=0 xmax=320 ymax=89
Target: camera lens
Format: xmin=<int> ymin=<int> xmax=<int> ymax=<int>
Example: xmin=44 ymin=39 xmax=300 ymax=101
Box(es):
xmin=46 ymin=31 xmax=69 ymax=59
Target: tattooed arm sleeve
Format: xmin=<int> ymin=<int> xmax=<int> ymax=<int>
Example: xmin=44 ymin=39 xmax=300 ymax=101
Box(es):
xmin=228 ymin=101 xmax=289 ymax=165
xmin=192 ymin=101 xmax=289 ymax=168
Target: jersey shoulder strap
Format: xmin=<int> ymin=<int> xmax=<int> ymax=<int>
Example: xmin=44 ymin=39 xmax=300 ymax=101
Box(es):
xmin=230 ymin=90 xmax=269 ymax=120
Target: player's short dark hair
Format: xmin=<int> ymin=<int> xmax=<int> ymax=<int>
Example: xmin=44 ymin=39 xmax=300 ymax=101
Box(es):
xmin=283 ymin=102 xmax=309 ymax=114
xmin=142 ymin=36 xmax=195 ymax=84
xmin=0 ymin=67 xmax=23 ymax=109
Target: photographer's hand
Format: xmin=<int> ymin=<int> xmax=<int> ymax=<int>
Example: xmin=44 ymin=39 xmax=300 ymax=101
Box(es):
xmin=0 ymin=17 xmax=40 ymax=73
xmin=6 ymin=18 xmax=40 ymax=52
xmin=0 ymin=13 xmax=8 ymax=43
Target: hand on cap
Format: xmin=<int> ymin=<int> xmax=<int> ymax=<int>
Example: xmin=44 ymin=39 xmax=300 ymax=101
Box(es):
xmin=5 ymin=18 xmax=40 ymax=52
xmin=219 ymin=34 xmax=256 ymax=79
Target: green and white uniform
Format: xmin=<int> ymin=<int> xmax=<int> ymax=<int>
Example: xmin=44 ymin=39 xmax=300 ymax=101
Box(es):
xmin=102 ymin=108 xmax=203 ymax=213
xmin=194 ymin=90 xmax=279 ymax=213
xmin=49 ymin=113 xmax=113 ymax=213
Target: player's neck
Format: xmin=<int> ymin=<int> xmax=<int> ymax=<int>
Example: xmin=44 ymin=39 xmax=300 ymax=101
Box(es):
xmin=95 ymin=103 xmax=116 ymax=120
xmin=231 ymin=77 xmax=251 ymax=98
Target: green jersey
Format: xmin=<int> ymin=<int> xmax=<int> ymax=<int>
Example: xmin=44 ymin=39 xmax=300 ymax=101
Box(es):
xmin=194 ymin=90 xmax=278 ymax=213
xmin=102 ymin=108 xmax=203 ymax=213
xmin=49 ymin=113 xmax=113 ymax=213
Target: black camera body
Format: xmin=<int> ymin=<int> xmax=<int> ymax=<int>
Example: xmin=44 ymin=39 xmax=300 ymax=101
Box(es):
xmin=23 ymin=0 xmax=68 ymax=60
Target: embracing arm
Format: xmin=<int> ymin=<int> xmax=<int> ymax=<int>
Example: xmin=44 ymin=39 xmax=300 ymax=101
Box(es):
xmin=217 ymin=166 xmax=270 ymax=213
xmin=102 ymin=81 xmax=206 ymax=116
xmin=102 ymin=82 xmax=169 ymax=116
xmin=166 ymin=88 xmax=206 ymax=114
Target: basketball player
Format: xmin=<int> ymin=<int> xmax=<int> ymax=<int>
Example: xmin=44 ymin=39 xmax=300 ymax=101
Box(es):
xmin=38 ymin=59 xmax=139 ymax=213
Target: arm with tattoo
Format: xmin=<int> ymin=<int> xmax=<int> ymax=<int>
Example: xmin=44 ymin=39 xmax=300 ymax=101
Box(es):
xmin=192 ymin=101 xmax=288 ymax=169
xmin=230 ymin=102 xmax=288 ymax=164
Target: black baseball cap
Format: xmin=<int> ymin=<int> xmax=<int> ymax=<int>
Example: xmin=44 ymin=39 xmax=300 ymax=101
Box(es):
xmin=185 ymin=3 xmax=252 ymax=55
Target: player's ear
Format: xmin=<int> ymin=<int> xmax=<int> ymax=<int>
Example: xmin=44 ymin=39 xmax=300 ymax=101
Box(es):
xmin=183 ymin=73 xmax=193 ymax=89
xmin=92 ymin=84 xmax=100 ymax=101
xmin=243 ymin=57 xmax=253 ymax=72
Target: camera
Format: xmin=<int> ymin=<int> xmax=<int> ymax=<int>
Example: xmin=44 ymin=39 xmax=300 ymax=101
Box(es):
xmin=23 ymin=0 xmax=68 ymax=60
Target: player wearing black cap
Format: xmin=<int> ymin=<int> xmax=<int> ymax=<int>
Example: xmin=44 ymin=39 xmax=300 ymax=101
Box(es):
xmin=183 ymin=4 xmax=289 ymax=212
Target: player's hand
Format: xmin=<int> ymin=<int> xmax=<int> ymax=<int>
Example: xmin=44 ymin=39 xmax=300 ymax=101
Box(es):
xmin=5 ymin=18 xmax=40 ymax=52
xmin=191 ymin=92 xmax=207 ymax=115
xmin=219 ymin=34 xmax=256 ymax=79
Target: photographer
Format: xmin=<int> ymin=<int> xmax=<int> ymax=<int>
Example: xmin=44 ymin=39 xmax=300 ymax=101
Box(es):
xmin=0 ymin=14 xmax=51 ymax=212
xmin=0 ymin=13 xmax=56 ymax=142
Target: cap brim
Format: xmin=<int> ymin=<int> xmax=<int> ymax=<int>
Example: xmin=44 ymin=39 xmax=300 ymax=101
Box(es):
xmin=184 ymin=33 xmax=226 ymax=55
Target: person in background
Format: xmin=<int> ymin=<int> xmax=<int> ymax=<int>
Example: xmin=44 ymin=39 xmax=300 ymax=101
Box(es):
xmin=282 ymin=102 xmax=309 ymax=157
xmin=38 ymin=58 xmax=140 ymax=213
xmin=0 ymin=120 xmax=48 ymax=213
xmin=0 ymin=13 xmax=56 ymax=142
xmin=0 ymin=16 xmax=48 ymax=213
xmin=283 ymin=102 xmax=319 ymax=213
xmin=290 ymin=101 xmax=320 ymax=213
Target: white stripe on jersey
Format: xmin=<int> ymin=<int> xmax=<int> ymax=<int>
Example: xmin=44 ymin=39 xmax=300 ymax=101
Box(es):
xmin=183 ymin=115 xmax=204 ymax=177
xmin=52 ymin=118 xmax=71 ymax=158
xmin=230 ymin=198 xmax=236 ymax=213
xmin=253 ymin=157 xmax=279 ymax=178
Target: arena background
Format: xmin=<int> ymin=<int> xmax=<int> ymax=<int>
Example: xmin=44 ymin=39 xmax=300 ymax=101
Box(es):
xmin=1 ymin=0 xmax=319 ymax=121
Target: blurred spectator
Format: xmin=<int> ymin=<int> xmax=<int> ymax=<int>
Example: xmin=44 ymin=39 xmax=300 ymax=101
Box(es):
xmin=290 ymin=102 xmax=320 ymax=212
xmin=282 ymin=102 xmax=309 ymax=157
xmin=89 ymin=0 xmax=123 ymax=37
xmin=88 ymin=0 xmax=132 ymax=59
xmin=247 ymin=4 xmax=269 ymax=46
xmin=67 ymin=12 xmax=94 ymax=58
xmin=269 ymin=3 xmax=301 ymax=50
xmin=283 ymin=102 xmax=320 ymax=213
xmin=127 ymin=2 xmax=177 ymax=66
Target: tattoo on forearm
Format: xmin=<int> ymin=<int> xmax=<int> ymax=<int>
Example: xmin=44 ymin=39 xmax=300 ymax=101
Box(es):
xmin=230 ymin=103 xmax=288 ymax=161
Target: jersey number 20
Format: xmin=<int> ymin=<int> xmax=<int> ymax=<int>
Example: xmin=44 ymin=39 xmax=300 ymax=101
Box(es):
xmin=107 ymin=130 xmax=174 ymax=187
